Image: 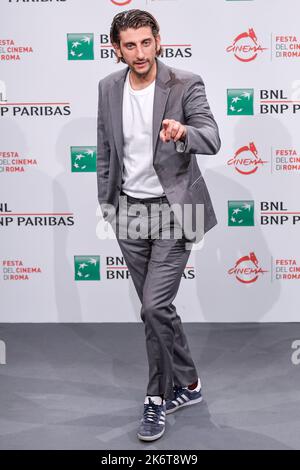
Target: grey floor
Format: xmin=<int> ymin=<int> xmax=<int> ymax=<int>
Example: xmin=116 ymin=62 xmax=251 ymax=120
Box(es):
xmin=0 ymin=323 xmax=300 ymax=450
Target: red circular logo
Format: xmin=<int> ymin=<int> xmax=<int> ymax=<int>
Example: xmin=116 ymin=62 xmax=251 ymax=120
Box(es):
xmin=111 ymin=0 xmax=132 ymax=5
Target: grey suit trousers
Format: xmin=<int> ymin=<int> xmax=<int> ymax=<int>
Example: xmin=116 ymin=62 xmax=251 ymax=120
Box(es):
xmin=113 ymin=193 xmax=199 ymax=401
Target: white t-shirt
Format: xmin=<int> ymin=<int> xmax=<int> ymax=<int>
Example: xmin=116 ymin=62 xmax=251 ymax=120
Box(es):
xmin=121 ymin=70 xmax=165 ymax=198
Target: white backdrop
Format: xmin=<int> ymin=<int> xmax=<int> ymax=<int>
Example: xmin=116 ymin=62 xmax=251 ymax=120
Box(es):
xmin=1 ymin=0 xmax=300 ymax=322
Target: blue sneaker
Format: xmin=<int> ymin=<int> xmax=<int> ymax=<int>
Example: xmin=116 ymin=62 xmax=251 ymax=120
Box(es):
xmin=166 ymin=378 xmax=202 ymax=414
xmin=137 ymin=396 xmax=166 ymax=442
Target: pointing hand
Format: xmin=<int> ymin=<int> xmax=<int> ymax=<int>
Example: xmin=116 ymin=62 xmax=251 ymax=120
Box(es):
xmin=160 ymin=119 xmax=187 ymax=143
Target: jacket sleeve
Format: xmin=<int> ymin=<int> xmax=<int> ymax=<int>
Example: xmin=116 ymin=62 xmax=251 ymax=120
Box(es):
xmin=176 ymin=75 xmax=221 ymax=156
xmin=96 ymin=80 xmax=110 ymax=204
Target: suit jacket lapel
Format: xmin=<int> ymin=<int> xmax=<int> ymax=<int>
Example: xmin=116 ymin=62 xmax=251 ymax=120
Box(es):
xmin=152 ymin=60 xmax=171 ymax=162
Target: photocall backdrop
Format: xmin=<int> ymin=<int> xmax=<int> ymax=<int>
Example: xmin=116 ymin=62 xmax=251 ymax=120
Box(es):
xmin=1 ymin=0 xmax=300 ymax=322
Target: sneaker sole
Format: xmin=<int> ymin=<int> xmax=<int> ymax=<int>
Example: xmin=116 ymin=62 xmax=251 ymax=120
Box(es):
xmin=166 ymin=396 xmax=203 ymax=415
xmin=137 ymin=427 xmax=165 ymax=442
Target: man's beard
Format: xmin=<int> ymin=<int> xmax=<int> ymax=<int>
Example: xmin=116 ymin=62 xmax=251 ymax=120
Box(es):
xmin=133 ymin=60 xmax=151 ymax=76
xmin=120 ymin=46 xmax=158 ymax=75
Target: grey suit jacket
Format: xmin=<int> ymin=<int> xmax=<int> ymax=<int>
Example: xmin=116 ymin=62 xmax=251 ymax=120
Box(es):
xmin=96 ymin=58 xmax=221 ymax=242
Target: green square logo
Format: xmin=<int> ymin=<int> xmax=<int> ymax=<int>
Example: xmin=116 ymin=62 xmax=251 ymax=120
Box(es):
xmin=228 ymin=200 xmax=254 ymax=226
xmin=67 ymin=34 xmax=94 ymax=60
xmin=74 ymin=256 xmax=100 ymax=281
xmin=71 ymin=146 xmax=96 ymax=172
xmin=227 ymin=89 xmax=254 ymax=115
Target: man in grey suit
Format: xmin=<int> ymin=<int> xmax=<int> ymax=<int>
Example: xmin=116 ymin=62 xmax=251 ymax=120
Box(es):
xmin=97 ymin=9 xmax=221 ymax=442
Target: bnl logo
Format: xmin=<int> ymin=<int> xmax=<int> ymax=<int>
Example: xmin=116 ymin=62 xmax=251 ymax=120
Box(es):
xmin=0 ymin=340 xmax=6 ymax=365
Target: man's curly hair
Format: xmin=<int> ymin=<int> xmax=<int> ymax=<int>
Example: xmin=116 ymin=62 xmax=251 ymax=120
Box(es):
xmin=110 ymin=9 xmax=162 ymax=63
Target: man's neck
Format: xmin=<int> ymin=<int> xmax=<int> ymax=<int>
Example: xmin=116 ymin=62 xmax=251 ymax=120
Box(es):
xmin=129 ymin=60 xmax=157 ymax=91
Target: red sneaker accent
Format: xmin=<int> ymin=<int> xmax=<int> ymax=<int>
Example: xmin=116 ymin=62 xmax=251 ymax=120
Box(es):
xmin=187 ymin=380 xmax=198 ymax=390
